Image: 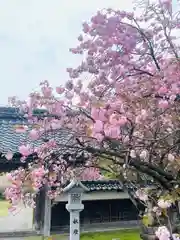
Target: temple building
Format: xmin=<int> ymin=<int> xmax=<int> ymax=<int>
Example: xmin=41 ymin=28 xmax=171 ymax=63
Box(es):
xmin=33 ymin=180 xmax=140 ymax=233
xmin=0 ymin=107 xmax=140 ymax=233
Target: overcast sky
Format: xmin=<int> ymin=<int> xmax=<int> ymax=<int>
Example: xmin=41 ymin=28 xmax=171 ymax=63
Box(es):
xmin=0 ymin=0 xmax=135 ymax=105
xmin=0 ymin=0 xmax=178 ymax=105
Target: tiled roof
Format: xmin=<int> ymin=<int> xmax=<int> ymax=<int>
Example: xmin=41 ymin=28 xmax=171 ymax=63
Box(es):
xmin=81 ymin=180 xmax=124 ymax=192
xmin=0 ymin=107 xmax=71 ymax=154
xmin=51 ymin=180 xmax=125 ymax=192
xmin=61 ymin=180 xmax=155 ymax=192
xmin=80 ymin=180 xmax=155 ymax=192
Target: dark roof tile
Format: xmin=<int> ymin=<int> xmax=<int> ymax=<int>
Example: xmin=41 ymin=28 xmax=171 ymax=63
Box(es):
xmin=81 ymin=180 xmax=124 ymax=192
xmin=0 ymin=107 xmax=72 ymax=154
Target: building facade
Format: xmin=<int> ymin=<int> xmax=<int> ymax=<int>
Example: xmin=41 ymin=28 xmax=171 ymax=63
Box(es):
xmin=33 ymin=180 xmax=140 ymax=233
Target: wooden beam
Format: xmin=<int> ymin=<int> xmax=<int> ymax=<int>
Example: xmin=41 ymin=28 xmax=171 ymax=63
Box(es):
xmin=42 ymin=185 xmax=51 ymax=237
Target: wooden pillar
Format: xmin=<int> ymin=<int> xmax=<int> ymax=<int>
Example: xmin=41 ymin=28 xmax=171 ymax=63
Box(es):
xmin=32 ymin=194 xmax=40 ymax=231
xmin=178 ymin=201 xmax=180 ymax=215
xmin=42 ymin=185 xmax=51 ymax=237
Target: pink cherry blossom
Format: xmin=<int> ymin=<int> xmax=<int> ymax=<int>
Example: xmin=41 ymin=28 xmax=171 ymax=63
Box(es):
xmin=167 ymin=153 xmax=175 ymax=162
xmin=155 ymin=226 xmax=171 ymax=240
xmin=80 ymin=167 xmax=101 ymax=180
xmin=56 ymin=87 xmax=65 ymax=94
xmin=29 ymin=129 xmax=39 ymax=140
xmin=6 ymin=173 xmax=13 ymax=181
xmin=158 ymin=100 xmax=169 ymax=109
xmin=139 ymin=150 xmax=149 ymax=161
xmin=135 ymin=189 xmax=148 ymax=201
xmin=109 ymin=114 xmax=127 ymax=126
xmin=41 ymin=86 xmax=52 ymax=98
xmin=158 ymin=86 xmax=168 ymax=95
xmin=109 ymin=113 xmax=119 ymax=125
xmin=15 ymin=125 xmax=28 ymax=133
xmin=18 ymin=145 xmax=32 ymax=157
xmin=91 ymin=107 xmax=107 ymax=121
xmin=104 ymin=125 xmax=121 ymax=139
xmin=5 ymin=151 xmax=13 ymax=160
xmin=91 ymin=107 xmax=99 ymax=120
xmin=93 ymin=120 xmax=104 ymax=133
xmin=152 ymin=207 xmax=162 ymax=216
xmin=118 ymin=116 xmax=128 ymax=126
xmin=130 ymin=150 xmax=136 ymax=158
xmin=140 ymin=109 xmax=148 ymax=120
xmin=92 ymin=133 xmax=104 ymax=142
xmin=51 ymin=119 xmax=62 ymax=130
xmin=158 ymin=199 xmax=172 ymax=209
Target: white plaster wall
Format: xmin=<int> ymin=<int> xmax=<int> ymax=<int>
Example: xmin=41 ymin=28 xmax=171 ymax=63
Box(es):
xmin=0 ymin=175 xmax=11 ymax=191
xmin=0 ymin=206 xmax=33 ymax=232
xmin=55 ymin=191 xmax=129 ymax=202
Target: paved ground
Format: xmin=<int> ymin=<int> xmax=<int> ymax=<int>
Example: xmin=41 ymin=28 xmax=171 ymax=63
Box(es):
xmin=0 ymin=205 xmax=33 ymax=232
xmin=0 ymin=238 xmax=24 ymax=240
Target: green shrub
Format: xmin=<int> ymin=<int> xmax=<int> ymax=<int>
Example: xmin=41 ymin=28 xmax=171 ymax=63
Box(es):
xmin=0 ymin=192 xmax=5 ymax=200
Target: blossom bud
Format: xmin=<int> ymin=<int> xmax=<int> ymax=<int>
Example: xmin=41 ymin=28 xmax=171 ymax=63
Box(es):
xmin=130 ymin=150 xmax=136 ymax=158
xmin=158 ymin=199 xmax=172 ymax=209
xmin=140 ymin=150 xmax=149 ymax=161
xmin=167 ymin=153 xmax=175 ymax=162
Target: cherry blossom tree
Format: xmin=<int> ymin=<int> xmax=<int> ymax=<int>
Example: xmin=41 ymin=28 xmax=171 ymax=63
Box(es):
xmin=4 ymin=0 xmax=180 ymax=238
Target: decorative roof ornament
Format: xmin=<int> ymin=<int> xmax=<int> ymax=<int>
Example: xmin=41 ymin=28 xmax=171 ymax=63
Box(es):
xmin=63 ymin=178 xmax=89 ymax=193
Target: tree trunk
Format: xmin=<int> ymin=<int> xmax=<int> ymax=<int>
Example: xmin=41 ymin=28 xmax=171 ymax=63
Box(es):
xmin=140 ymin=225 xmax=158 ymax=240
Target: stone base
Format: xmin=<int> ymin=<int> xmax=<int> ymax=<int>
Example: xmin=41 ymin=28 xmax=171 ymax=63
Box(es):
xmin=140 ymin=226 xmax=158 ymax=240
xmin=140 ymin=233 xmax=157 ymax=240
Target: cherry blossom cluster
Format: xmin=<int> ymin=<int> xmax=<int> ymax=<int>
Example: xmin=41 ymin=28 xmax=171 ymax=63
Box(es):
xmin=155 ymin=226 xmax=180 ymax=240
xmin=5 ymin=0 xmax=180 ymax=223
